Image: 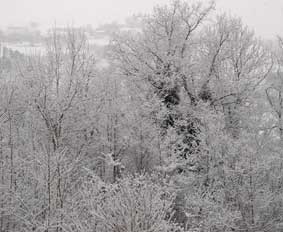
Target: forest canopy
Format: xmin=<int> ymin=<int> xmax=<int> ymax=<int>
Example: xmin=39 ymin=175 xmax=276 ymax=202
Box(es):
xmin=0 ymin=1 xmax=282 ymax=232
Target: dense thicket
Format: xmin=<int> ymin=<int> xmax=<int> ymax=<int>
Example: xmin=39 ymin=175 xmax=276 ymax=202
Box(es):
xmin=0 ymin=1 xmax=283 ymax=232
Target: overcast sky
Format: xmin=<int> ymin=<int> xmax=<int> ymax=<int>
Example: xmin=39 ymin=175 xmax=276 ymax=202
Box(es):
xmin=0 ymin=0 xmax=282 ymax=38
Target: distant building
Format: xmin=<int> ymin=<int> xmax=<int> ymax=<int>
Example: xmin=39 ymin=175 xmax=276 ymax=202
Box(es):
xmin=47 ymin=27 xmax=84 ymax=36
xmin=6 ymin=26 xmax=28 ymax=35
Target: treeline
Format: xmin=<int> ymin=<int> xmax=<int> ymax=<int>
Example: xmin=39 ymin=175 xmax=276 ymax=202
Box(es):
xmin=0 ymin=1 xmax=283 ymax=232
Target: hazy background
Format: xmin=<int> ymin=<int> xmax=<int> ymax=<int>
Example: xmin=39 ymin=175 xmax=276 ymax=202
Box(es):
xmin=0 ymin=0 xmax=282 ymax=38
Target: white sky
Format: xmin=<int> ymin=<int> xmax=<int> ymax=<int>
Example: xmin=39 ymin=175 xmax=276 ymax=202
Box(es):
xmin=0 ymin=0 xmax=282 ymax=38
